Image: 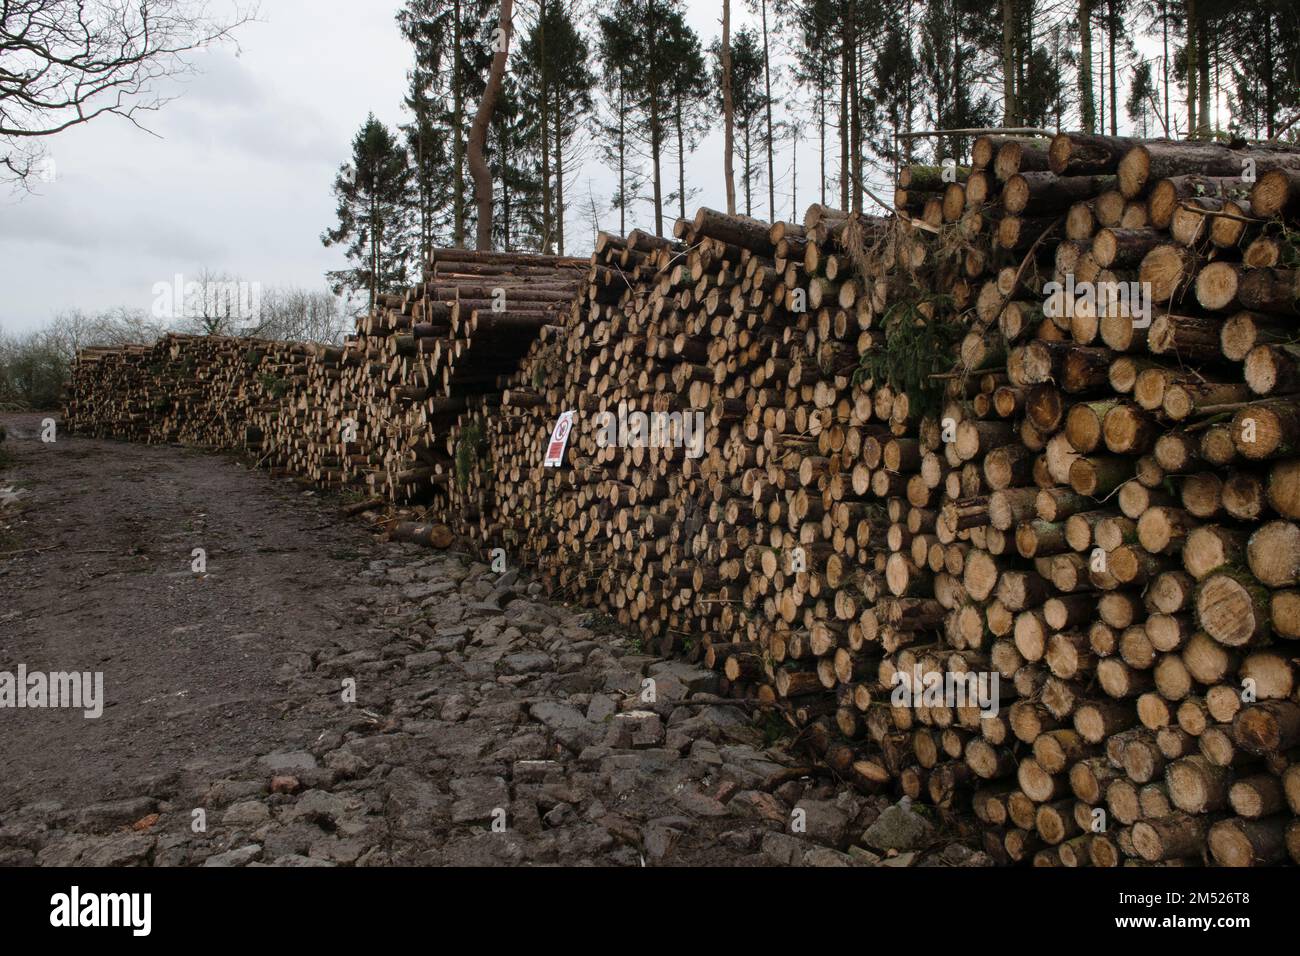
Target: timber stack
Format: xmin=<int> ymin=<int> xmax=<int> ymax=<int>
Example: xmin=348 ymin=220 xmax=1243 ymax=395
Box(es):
xmin=64 ymin=132 xmax=1300 ymax=867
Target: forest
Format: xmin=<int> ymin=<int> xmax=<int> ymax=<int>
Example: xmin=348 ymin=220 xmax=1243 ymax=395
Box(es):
xmin=320 ymin=0 xmax=1300 ymax=311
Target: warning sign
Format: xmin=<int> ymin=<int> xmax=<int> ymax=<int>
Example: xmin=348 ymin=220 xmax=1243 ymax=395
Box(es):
xmin=544 ymin=410 xmax=576 ymax=467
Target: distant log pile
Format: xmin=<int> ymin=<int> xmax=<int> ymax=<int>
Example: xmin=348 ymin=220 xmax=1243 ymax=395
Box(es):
xmin=66 ymin=250 xmax=585 ymax=502
xmin=66 ymin=133 xmax=1300 ymax=866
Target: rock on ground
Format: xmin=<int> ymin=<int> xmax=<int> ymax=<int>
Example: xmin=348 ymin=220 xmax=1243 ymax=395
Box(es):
xmin=0 ymin=412 xmax=982 ymax=867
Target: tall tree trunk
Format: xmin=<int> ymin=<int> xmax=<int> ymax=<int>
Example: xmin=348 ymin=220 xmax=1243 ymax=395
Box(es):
xmin=1108 ymin=0 xmax=1118 ymax=135
xmin=761 ymin=0 xmax=775 ymax=222
xmin=818 ymin=78 xmax=826 ymax=205
xmin=618 ymin=77 xmax=627 ymax=235
xmin=648 ymin=1 xmax=663 ymax=235
xmin=791 ymin=119 xmax=797 ymax=218
xmin=650 ymin=98 xmax=663 ymax=235
xmin=469 ymin=0 xmax=513 ymax=251
xmin=1079 ymin=0 xmax=1096 ymax=133
xmin=452 ymin=0 xmax=465 ymax=246
xmin=369 ymin=188 xmax=378 ymax=314
xmin=676 ymin=92 xmax=687 ymax=222
xmin=1162 ymin=1 xmax=1170 ymax=133
xmin=1001 ymin=0 xmax=1017 ymax=125
xmin=1099 ymin=35 xmax=1105 ymax=132
xmin=839 ymin=38 xmax=848 ymax=210
xmin=850 ymin=10 xmax=862 ymax=212
xmin=902 ymin=0 xmax=913 ymax=166
xmin=500 ymin=123 xmax=511 ymax=250
xmin=721 ymin=0 xmax=737 ymax=215
xmin=1185 ymin=0 xmax=1197 ymax=135
xmin=744 ymin=125 xmax=752 ymax=216
xmin=538 ymin=0 xmax=552 ymax=253
xmin=556 ymin=93 xmax=565 ymax=254
xmin=1196 ymin=7 xmax=1211 ymax=137
xmin=1263 ymin=14 xmax=1275 ymax=137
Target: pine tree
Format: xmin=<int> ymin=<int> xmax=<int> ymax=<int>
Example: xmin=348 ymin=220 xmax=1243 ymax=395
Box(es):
xmin=918 ymin=0 xmax=996 ymax=165
xmin=518 ymin=0 xmax=595 ymax=253
xmin=402 ymin=78 xmax=451 ymax=270
xmin=711 ymin=27 xmax=768 ymax=217
xmin=489 ymin=75 xmax=543 ymax=251
xmin=866 ymin=5 xmax=919 ymax=170
xmin=1226 ymin=0 xmax=1299 ymax=139
xmin=397 ymin=0 xmax=495 ymax=247
xmin=1126 ymin=60 xmax=1157 ymax=134
xmin=664 ymin=11 xmax=709 ymax=222
xmin=787 ymin=0 xmax=839 ymax=205
xmin=322 ymin=116 xmax=413 ymax=315
xmin=595 ymin=14 xmax=645 ymax=235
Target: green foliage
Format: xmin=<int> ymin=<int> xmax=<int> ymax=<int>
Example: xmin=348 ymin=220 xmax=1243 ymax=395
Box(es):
xmin=760 ymin=709 xmax=792 ymax=747
xmin=517 ymin=0 xmax=597 ymax=251
xmin=321 ymin=115 xmax=414 ymax=315
xmin=455 ymin=421 xmax=485 ymax=489
xmin=1275 ymin=223 xmax=1300 ymax=272
xmin=855 ymin=295 xmax=963 ymax=419
xmin=0 ymin=333 xmax=66 ymax=410
xmin=258 ymin=373 xmax=291 ymax=400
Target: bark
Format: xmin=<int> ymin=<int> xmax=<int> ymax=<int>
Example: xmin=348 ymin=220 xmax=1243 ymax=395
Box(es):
xmin=721 ymin=0 xmax=737 ymax=216
xmin=469 ymin=0 xmax=513 ymax=251
xmin=1078 ymin=0 xmax=1095 ymax=133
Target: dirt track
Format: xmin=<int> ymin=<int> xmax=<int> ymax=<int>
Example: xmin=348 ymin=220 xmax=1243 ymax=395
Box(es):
xmin=0 ymin=412 xmax=980 ymax=867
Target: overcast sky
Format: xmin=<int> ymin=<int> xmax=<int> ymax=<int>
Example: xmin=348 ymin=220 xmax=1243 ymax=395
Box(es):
xmin=2 ymin=0 xmax=1173 ymax=336
xmin=0 ymin=0 xmax=786 ymax=335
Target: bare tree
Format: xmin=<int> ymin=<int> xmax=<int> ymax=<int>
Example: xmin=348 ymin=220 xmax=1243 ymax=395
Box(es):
xmin=1 ymin=0 xmax=255 ymax=187
xmin=255 ymin=287 xmax=348 ymax=343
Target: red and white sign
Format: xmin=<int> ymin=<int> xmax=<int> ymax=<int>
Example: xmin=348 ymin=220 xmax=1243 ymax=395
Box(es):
xmin=544 ymin=410 xmax=576 ymax=467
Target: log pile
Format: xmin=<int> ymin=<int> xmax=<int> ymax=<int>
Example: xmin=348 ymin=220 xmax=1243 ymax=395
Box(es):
xmin=848 ymin=133 xmax=1300 ymax=868
xmin=65 ymin=132 xmax=1300 ymax=867
xmin=66 ymin=250 xmax=586 ymax=504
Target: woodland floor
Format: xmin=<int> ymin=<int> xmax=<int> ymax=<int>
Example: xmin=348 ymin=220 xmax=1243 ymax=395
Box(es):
xmin=0 ymin=411 xmax=984 ymax=867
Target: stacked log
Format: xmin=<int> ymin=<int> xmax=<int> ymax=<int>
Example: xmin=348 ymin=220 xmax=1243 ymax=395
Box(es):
xmin=806 ymin=132 xmax=1300 ymax=867
xmin=64 ymin=132 xmax=1300 ymax=867
xmin=65 ymin=252 xmax=586 ymax=508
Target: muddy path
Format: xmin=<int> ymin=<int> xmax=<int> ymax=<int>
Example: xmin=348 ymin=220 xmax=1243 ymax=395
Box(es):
xmin=0 ymin=413 xmax=981 ymax=867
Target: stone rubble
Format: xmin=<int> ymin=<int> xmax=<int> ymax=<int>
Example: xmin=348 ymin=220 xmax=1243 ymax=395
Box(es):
xmin=0 ymin=546 xmax=990 ymax=868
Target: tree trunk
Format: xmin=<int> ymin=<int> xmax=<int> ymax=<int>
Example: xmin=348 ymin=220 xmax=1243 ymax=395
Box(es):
xmin=538 ymin=0 xmax=552 ymax=253
xmin=1196 ymin=7 xmax=1211 ymax=138
xmin=839 ymin=35 xmax=848 ymax=210
xmin=761 ymin=0 xmax=775 ymax=223
xmin=1161 ymin=2 xmax=1170 ymax=133
xmin=1078 ymin=0 xmax=1095 ymax=133
xmin=676 ymin=91 xmax=686 ymax=222
xmin=618 ymin=78 xmax=627 ymax=235
xmin=469 ymin=0 xmax=513 ymax=251
xmin=850 ymin=15 xmax=862 ymax=212
xmin=651 ymin=95 xmax=663 ymax=236
xmin=1107 ymin=0 xmax=1118 ymax=136
xmin=1185 ymin=0 xmax=1197 ymax=135
xmin=819 ymin=79 xmax=826 ymax=205
xmin=555 ymin=95 xmax=565 ymax=255
xmin=721 ymin=0 xmax=737 ymax=216
xmin=1001 ymin=0 xmax=1017 ymax=126
xmin=453 ymin=0 xmax=466 ymax=247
